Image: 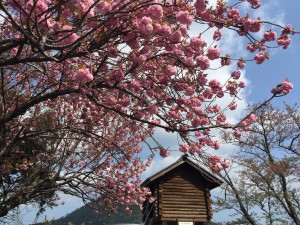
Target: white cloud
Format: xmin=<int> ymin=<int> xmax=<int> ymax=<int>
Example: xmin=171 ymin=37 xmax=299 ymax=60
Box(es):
xmin=253 ymin=1 xmax=285 ymax=26
xmin=142 ymin=154 xmax=180 ymax=181
xmin=143 ymin=21 xmax=251 ymax=180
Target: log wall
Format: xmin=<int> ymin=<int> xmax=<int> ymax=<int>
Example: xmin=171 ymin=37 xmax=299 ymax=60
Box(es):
xmin=157 ymin=164 xmax=212 ymax=222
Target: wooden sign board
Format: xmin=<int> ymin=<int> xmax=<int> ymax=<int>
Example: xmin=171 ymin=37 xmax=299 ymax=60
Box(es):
xmin=178 ymin=222 xmax=194 ymax=225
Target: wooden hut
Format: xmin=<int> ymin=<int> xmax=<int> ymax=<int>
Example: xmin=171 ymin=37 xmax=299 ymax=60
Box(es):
xmin=141 ymin=155 xmax=222 ymax=225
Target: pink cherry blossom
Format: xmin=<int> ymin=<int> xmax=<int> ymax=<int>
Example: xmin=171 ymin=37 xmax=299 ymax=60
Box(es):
xmin=227 ymin=8 xmax=240 ymax=22
xmin=221 ymin=57 xmax=231 ymax=66
xmin=179 ymin=143 xmax=190 ymax=153
xmin=196 ymin=56 xmax=210 ymax=70
xmin=190 ymin=37 xmax=203 ymax=52
xmin=282 ymin=24 xmax=296 ymax=35
xmin=138 ymin=17 xmax=153 ymax=35
xmin=233 ymin=129 xmax=242 ymax=138
xmin=148 ymin=104 xmax=158 ymax=114
xmin=271 ymin=79 xmax=293 ymax=95
xmin=176 ymin=11 xmax=194 ymax=25
xmin=199 ymin=10 xmax=216 ymax=22
xmin=249 ymin=19 xmax=263 ymax=32
xmin=248 ymin=114 xmax=257 ymax=122
xmin=229 ymin=102 xmax=237 ymax=110
xmin=247 ymin=0 xmax=261 ymax=9
xmin=159 ymin=148 xmax=170 ymax=157
xmin=148 ymin=5 xmax=163 ymax=20
xmin=156 ymin=24 xmax=171 ymax=37
xmin=237 ymin=59 xmax=246 ymax=69
xmin=98 ymin=2 xmax=111 ymax=13
xmin=194 ymin=0 xmax=207 ymax=13
xmin=238 ymin=81 xmax=246 ymax=88
xmin=208 ymin=155 xmax=229 ymax=173
xmin=207 ymin=47 xmax=221 ymax=60
xmin=213 ymin=30 xmax=222 ymax=41
xmin=169 ymin=30 xmax=182 ymax=43
xmin=263 ymin=30 xmax=277 ymax=41
xmin=180 ymin=26 xmax=188 ymax=36
xmin=247 ymin=43 xmax=257 ymax=53
xmin=76 ymin=68 xmax=94 ymax=82
xmin=277 ymin=36 xmax=291 ymax=49
xmin=216 ymin=114 xmax=226 ymax=125
xmin=254 ymin=52 xmax=268 ymax=64
xmin=220 ymin=160 xmax=230 ymax=169
xmin=209 ymin=79 xmax=221 ymax=89
xmin=231 ymin=71 xmax=241 ymax=80
xmin=166 ymin=65 xmax=177 ymax=76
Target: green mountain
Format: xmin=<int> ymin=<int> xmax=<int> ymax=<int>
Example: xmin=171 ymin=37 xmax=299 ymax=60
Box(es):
xmin=35 ymin=205 xmax=142 ymax=225
xmin=34 ymin=205 xmax=220 ymax=225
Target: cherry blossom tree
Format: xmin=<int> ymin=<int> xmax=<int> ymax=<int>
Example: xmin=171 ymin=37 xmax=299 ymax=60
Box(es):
xmin=0 ymin=0 xmax=297 ymax=217
xmin=215 ymin=104 xmax=300 ymax=225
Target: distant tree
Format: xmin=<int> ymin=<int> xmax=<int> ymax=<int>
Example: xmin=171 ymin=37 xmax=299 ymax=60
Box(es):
xmin=0 ymin=0 xmax=297 ymax=218
xmin=215 ymin=104 xmax=300 ymax=225
xmin=42 ymin=218 xmax=53 ymax=225
xmin=0 ymin=207 xmax=25 ymax=225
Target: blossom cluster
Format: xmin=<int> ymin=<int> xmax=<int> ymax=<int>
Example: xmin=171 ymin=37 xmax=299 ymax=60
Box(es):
xmin=271 ymin=79 xmax=294 ymax=95
xmin=208 ymin=155 xmax=230 ymax=173
xmin=0 ymin=0 xmax=296 ymax=214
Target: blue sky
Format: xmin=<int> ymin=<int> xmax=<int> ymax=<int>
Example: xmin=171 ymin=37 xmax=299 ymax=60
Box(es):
xmin=244 ymin=0 xmax=300 ymax=106
xmin=18 ymin=1 xmax=300 ymax=224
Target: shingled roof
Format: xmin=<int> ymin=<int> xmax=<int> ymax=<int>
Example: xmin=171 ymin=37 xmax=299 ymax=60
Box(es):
xmin=141 ymin=154 xmax=222 ymax=189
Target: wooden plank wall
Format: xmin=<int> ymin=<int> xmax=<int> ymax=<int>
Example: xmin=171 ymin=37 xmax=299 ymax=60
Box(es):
xmin=158 ymin=165 xmax=211 ymax=222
